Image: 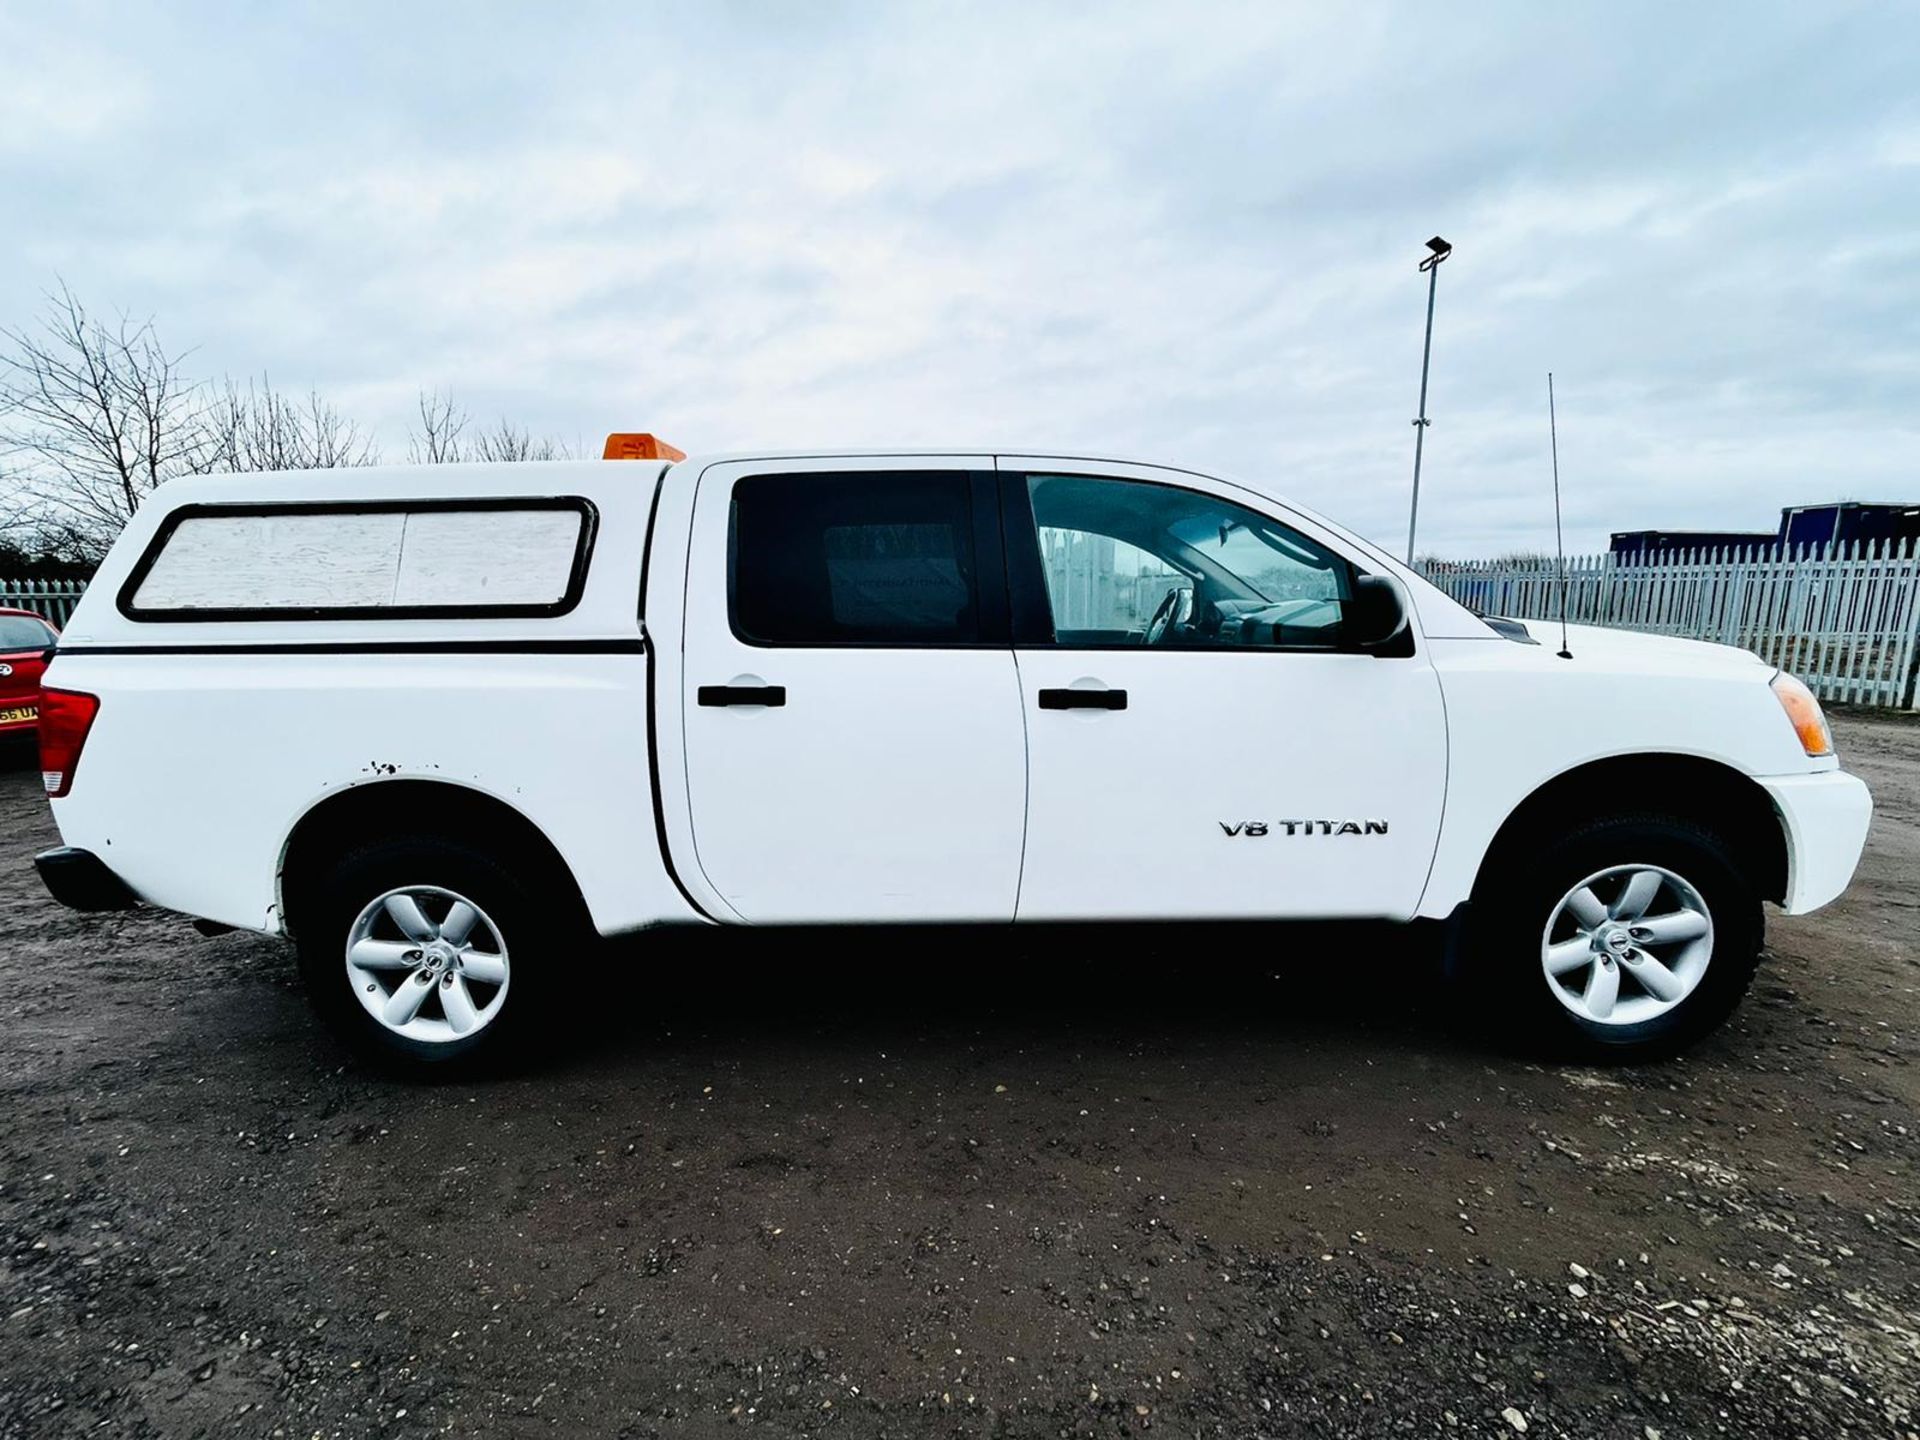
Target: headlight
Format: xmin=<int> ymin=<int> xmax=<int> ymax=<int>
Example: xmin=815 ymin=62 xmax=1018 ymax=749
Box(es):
xmin=1771 ymin=672 xmax=1834 ymax=758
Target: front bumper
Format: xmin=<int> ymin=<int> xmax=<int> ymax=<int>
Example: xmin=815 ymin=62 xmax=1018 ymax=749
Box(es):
xmin=35 ymin=847 xmax=140 ymax=912
xmin=1758 ymin=770 xmax=1873 ymax=914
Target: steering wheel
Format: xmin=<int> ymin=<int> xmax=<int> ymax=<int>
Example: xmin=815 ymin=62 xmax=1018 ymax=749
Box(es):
xmin=1143 ymin=584 xmax=1195 ymax=646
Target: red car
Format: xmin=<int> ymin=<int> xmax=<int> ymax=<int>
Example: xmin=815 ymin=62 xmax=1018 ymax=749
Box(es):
xmin=0 ymin=607 xmax=60 ymax=741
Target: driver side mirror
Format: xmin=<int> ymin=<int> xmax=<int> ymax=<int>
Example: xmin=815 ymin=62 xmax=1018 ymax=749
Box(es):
xmin=1346 ymin=574 xmax=1413 ymax=657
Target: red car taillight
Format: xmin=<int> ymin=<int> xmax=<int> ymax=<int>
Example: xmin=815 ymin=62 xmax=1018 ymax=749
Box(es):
xmin=39 ymin=688 xmax=100 ymax=798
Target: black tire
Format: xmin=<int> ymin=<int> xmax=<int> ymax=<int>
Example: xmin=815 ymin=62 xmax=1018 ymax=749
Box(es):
xmin=295 ymin=833 xmax=572 ymax=1071
xmin=1468 ymin=813 xmax=1763 ymax=1061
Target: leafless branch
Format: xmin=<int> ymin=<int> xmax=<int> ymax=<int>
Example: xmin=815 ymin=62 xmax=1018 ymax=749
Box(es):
xmin=204 ymin=376 xmax=379 ymax=474
xmin=407 ymin=389 xmax=470 ymax=464
xmin=3 ymin=295 xmax=577 ymax=558
xmin=408 ymin=390 xmax=570 ymax=464
xmin=467 ymin=417 xmax=571 ymax=463
xmin=0 ymin=282 xmax=209 ymax=557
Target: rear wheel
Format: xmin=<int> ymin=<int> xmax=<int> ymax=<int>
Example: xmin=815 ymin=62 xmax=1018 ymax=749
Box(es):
xmin=1472 ymin=815 xmax=1762 ymax=1060
xmin=296 ymin=836 xmax=567 ymax=1069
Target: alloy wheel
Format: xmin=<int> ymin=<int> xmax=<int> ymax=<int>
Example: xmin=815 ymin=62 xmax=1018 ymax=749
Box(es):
xmin=1540 ymin=863 xmax=1713 ymax=1026
xmin=344 ymin=885 xmax=510 ymax=1043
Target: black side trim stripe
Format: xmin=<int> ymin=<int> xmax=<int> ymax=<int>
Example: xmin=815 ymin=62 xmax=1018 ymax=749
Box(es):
xmin=52 ymin=638 xmax=647 ymax=657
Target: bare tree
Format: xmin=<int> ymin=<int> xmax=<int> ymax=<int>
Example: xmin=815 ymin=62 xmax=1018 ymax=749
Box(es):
xmin=0 ymin=284 xmax=209 ymax=557
xmin=0 ymin=465 xmax=32 ymax=544
xmin=408 ymin=389 xmax=571 ymax=463
xmin=407 ymin=388 xmax=469 ymax=464
xmin=468 ymin=418 xmax=570 ymax=463
xmin=0 ymin=286 xmax=390 ymax=557
xmin=1 ymin=292 xmax=573 ymax=559
xmin=204 ymin=376 xmax=378 ymax=473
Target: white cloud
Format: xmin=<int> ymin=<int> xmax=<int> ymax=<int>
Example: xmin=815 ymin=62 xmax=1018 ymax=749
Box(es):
xmin=0 ymin=12 xmax=148 ymax=153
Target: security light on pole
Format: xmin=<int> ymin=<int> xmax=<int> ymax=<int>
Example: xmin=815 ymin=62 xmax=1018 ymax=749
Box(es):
xmin=1404 ymin=235 xmax=1452 ymax=565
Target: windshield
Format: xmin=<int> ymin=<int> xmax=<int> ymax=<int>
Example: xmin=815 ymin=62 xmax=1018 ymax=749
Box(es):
xmin=1165 ymin=516 xmax=1341 ymax=605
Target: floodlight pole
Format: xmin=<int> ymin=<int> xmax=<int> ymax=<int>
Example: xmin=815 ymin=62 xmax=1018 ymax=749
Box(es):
xmin=1405 ymin=236 xmax=1452 ymax=565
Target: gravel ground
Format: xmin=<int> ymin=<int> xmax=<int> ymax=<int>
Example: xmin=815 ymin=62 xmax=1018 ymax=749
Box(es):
xmin=2 ymin=714 xmax=1918 ymax=1439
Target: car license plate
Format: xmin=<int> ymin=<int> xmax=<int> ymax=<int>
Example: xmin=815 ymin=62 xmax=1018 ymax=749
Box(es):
xmin=0 ymin=705 xmax=37 ymax=724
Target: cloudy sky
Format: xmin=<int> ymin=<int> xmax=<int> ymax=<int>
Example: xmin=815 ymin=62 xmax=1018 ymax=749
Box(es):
xmin=3 ymin=2 xmax=1915 ymax=555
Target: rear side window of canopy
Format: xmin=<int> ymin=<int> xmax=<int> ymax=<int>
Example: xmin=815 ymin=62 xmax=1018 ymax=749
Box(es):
xmin=119 ymin=499 xmax=597 ymax=621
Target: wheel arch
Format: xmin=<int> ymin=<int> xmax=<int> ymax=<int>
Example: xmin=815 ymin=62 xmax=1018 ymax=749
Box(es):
xmin=277 ymin=778 xmax=590 ymax=939
xmin=1469 ymin=753 xmax=1789 ymax=908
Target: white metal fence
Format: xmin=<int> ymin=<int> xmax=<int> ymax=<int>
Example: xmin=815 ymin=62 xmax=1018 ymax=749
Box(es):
xmin=0 ymin=578 xmax=88 ymax=627
xmin=1424 ymin=541 xmax=1920 ymax=709
xmin=1039 ymin=530 xmax=1183 ymax=633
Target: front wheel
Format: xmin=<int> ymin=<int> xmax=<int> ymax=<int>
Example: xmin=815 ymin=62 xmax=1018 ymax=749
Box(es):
xmin=296 ymin=836 xmax=564 ymax=1069
xmin=1472 ymin=815 xmax=1763 ymax=1061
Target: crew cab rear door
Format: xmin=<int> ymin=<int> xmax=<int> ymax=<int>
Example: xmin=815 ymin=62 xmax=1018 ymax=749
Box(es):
xmin=678 ymin=457 xmax=1026 ymax=923
xmin=997 ymin=457 xmax=1448 ymax=921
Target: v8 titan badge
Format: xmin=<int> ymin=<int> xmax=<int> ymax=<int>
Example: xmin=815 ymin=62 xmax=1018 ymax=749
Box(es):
xmin=1220 ymin=819 xmax=1389 ymax=837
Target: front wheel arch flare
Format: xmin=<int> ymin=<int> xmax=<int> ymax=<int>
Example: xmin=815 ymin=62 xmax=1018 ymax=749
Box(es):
xmin=278 ymin=779 xmax=590 ymax=941
xmin=1469 ymin=754 xmax=1788 ymax=909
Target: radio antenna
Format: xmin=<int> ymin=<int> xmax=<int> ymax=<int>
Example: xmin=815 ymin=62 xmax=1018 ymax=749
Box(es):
xmin=1547 ymin=371 xmax=1573 ymax=659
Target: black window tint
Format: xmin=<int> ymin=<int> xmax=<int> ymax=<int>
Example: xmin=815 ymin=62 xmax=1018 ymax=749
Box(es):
xmin=731 ymin=472 xmax=981 ymax=644
xmin=0 ymin=615 xmax=54 ymax=649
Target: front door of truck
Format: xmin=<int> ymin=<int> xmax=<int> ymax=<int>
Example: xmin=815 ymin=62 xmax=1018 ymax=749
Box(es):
xmin=679 ymin=457 xmax=1027 ymax=923
xmin=998 ymin=458 xmax=1448 ymax=922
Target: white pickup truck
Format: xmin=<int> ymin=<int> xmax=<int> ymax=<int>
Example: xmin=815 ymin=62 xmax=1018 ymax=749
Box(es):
xmin=32 ymin=438 xmax=1872 ymax=1068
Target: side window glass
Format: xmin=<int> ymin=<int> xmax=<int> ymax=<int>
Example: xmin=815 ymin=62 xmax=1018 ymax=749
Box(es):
xmin=1034 ymin=529 xmax=1186 ymax=638
xmin=731 ymin=472 xmax=981 ymax=644
xmin=1025 ymin=474 xmax=1353 ymax=650
xmin=121 ymin=502 xmax=593 ymax=620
